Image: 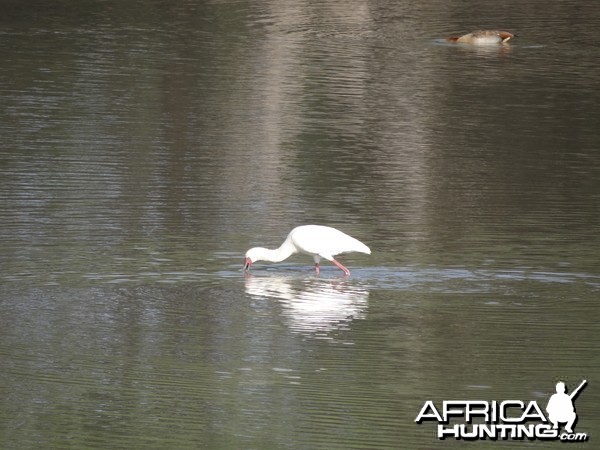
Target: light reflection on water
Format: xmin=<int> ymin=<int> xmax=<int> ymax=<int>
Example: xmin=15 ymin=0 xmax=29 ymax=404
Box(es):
xmin=245 ymin=275 xmax=369 ymax=337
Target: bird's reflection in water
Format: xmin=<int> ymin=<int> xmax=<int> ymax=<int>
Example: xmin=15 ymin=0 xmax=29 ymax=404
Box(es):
xmin=244 ymin=275 xmax=369 ymax=337
xmin=446 ymin=41 xmax=514 ymax=57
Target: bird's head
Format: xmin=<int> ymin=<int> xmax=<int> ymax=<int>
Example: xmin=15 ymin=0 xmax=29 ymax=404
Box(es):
xmin=243 ymin=247 xmax=266 ymax=270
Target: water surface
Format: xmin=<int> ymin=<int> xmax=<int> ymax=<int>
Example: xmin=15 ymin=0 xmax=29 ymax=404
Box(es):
xmin=1 ymin=1 xmax=599 ymax=448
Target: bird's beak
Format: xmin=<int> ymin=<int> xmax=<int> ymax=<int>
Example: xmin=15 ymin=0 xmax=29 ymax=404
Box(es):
xmin=243 ymin=257 xmax=252 ymax=271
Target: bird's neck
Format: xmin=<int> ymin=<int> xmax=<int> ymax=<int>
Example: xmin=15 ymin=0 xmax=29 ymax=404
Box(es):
xmin=261 ymin=240 xmax=297 ymax=263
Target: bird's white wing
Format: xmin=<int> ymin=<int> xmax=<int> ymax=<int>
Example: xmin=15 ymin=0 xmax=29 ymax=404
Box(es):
xmin=290 ymin=225 xmax=370 ymax=260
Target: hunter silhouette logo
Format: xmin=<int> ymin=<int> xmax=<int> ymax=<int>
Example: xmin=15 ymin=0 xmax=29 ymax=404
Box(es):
xmin=546 ymin=380 xmax=586 ymax=434
xmin=416 ymin=380 xmax=588 ymax=442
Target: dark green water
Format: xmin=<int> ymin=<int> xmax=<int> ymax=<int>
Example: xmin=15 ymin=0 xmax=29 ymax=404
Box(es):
xmin=1 ymin=1 xmax=599 ymax=448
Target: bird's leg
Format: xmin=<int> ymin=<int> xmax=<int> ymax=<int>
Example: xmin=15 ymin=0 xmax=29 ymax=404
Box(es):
xmin=315 ymin=262 xmax=320 ymax=275
xmin=332 ymin=259 xmax=350 ymax=276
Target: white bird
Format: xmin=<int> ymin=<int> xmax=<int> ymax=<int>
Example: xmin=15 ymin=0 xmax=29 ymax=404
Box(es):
xmin=244 ymin=225 xmax=371 ymax=276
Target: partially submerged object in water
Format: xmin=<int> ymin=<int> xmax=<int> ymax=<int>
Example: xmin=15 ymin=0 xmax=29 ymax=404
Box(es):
xmin=446 ymin=30 xmax=516 ymax=45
